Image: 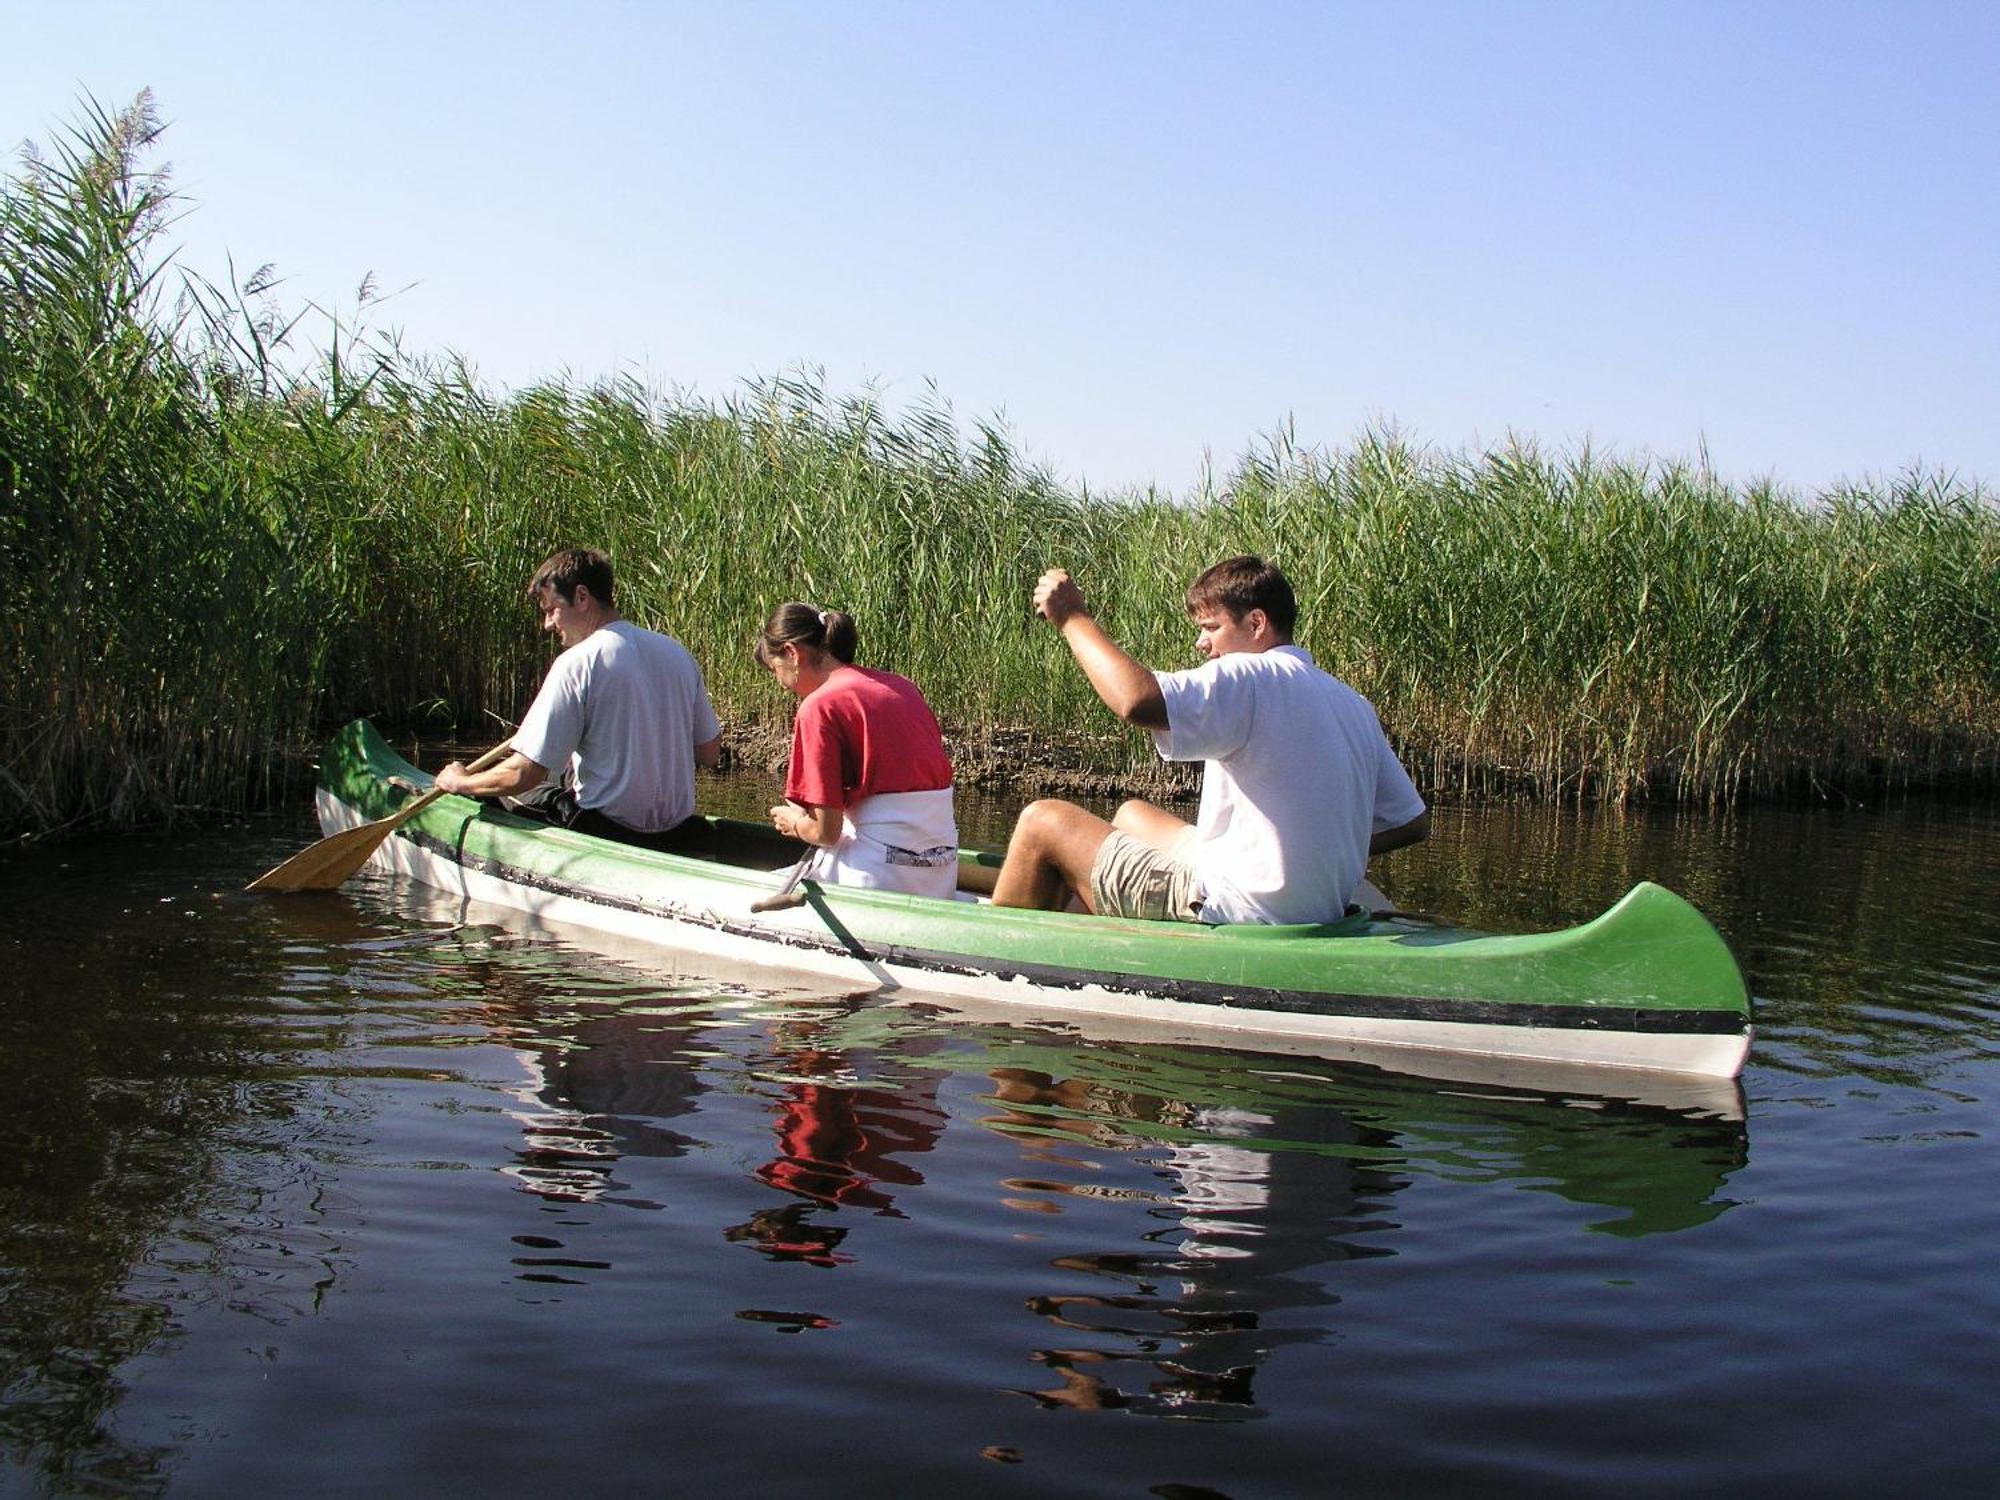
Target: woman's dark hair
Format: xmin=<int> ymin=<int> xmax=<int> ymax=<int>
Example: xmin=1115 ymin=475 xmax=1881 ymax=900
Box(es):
xmin=1184 ymin=555 xmax=1296 ymax=638
xmin=756 ymin=602 xmax=858 ymax=666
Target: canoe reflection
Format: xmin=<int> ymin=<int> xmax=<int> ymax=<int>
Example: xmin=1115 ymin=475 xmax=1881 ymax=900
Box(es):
xmin=446 ymin=924 xmax=1746 ymax=1423
xmin=984 ymin=1065 xmax=1384 ymax=1417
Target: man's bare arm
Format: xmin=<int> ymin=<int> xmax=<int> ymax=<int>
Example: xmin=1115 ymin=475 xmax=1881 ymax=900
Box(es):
xmin=1369 ymin=809 xmax=1430 ymax=857
xmin=1036 ymin=568 xmax=1168 ymax=731
xmin=435 ymin=751 xmax=547 ymax=799
xmin=694 ymin=733 xmax=723 ymax=770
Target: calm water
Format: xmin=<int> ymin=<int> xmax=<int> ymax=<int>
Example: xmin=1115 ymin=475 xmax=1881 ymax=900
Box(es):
xmin=2 ymin=787 xmax=1997 ymax=1498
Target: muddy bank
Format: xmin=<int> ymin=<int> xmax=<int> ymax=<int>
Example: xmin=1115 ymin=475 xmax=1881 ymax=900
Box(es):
xmin=371 ymin=720 xmax=1195 ymax=814
xmin=717 ymin=719 xmax=1202 ymax=804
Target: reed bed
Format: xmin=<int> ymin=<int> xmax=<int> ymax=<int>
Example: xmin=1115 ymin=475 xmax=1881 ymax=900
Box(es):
xmin=3 ymin=98 xmax=1996 ymax=841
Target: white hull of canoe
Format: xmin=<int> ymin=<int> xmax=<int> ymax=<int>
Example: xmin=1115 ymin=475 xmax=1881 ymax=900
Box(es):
xmin=318 ymin=790 xmax=1754 ymax=1081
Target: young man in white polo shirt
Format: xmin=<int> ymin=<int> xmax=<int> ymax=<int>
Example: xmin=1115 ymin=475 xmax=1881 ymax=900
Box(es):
xmin=991 ymin=555 xmax=1428 ymax=924
xmin=434 ymin=547 xmax=722 ymax=852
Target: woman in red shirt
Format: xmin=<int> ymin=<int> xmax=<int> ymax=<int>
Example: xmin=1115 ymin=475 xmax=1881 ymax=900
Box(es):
xmin=756 ymin=603 xmax=960 ymax=899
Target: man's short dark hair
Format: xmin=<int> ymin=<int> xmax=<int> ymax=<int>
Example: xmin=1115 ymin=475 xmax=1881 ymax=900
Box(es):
xmin=1185 ymin=555 xmax=1296 ymax=637
xmin=529 ymin=547 xmax=614 ymax=606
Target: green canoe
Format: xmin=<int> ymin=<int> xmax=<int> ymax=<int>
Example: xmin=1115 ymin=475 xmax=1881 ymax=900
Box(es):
xmin=310 ymin=719 xmax=1753 ymax=1080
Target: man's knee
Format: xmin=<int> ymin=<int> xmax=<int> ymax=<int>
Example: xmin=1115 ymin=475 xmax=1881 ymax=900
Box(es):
xmin=994 ymin=799 xmax=1100 ymax=910
xmin=1111 ymin=800 xmax=1151 ymax=835
xmin=1008 ymin=798 xmax=1115 ymax=884
xmin=1012 ymin=798 xmax=1081 ymax=849
xmin=1111 ymin=798 xmax=1190 ymax=853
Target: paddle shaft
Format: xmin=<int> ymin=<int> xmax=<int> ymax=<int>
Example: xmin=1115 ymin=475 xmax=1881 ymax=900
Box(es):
xmin=749 ymin=847 xmax=817 ymax=913
xmin=385 ymin=739 xmax=515 ymax=825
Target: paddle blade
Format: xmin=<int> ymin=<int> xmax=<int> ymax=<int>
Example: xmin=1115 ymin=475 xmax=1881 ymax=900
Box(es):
xmin=250 ymin=739 xmax=506 ymax=895
xmin=246 ymin=815 xmax=404 ymax=893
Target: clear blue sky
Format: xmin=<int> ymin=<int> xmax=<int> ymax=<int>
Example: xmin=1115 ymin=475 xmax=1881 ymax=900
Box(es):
xmin=7 ymin=0 xmax=1997 ymax=496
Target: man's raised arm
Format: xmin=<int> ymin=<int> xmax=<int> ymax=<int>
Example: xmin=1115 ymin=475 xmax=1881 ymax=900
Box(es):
xmin=1034 ymin=568 xmax=1168 ymax=731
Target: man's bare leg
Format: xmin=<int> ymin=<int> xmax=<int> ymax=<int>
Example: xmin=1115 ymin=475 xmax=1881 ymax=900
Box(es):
xmin=991 ymin=799 xmax=1116 ymax=911
xmin=1111 ymin=799 xmax=1193 ymax=854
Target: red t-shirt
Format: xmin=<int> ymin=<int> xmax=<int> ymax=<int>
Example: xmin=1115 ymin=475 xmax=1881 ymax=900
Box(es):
xmin=786 ymin=665 xmax=954 ymax=810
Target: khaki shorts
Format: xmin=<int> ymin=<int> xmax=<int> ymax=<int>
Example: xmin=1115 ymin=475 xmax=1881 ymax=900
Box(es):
xmin=1090 ymin=829 xmax=1205 ymax=923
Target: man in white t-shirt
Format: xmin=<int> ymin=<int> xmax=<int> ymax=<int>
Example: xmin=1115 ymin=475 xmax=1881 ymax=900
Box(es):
xmin=435 ymin=547 xmax=722 ymax=851
xmin=990 ymin=555 xmax=1428 ymax=924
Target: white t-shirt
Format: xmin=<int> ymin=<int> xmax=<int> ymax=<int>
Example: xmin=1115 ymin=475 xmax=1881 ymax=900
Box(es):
xmin=1152 ymin=645 xmax=1425 ymax=925
xmin=512 ymin=620 xmax=721 ymax=833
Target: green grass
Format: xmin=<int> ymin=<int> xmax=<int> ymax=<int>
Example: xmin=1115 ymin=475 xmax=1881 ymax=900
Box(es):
xmin=3 ymin=97 xmax=1996 ymax=841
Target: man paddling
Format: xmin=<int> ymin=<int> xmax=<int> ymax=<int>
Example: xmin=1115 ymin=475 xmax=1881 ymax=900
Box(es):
xmin=991 ymin=555 xmax=1429 ymax=923
xmin=435 ymin=547 xmax=722 ymax=851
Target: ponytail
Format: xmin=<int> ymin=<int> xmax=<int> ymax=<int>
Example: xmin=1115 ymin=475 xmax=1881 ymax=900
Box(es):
xmin=756 ymin=602 xmax=858 ymax=666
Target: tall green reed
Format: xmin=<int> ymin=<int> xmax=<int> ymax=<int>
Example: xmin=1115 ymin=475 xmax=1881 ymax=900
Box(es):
xmin=0 ymin=94 xmax=310 ymax=833
xmin=2 ymin=98 xmax=1995 ymax=840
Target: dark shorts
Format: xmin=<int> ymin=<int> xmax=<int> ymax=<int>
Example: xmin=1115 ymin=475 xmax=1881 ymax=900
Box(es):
xmin=509 ymin=781 xmax=713 ymax=857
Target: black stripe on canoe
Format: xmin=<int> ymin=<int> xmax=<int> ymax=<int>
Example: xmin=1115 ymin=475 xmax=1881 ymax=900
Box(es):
xmin=409 ymin=828 xmax=1747 ymax=1038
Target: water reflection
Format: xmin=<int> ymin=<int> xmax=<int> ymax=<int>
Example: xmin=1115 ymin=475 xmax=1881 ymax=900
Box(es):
xmin=441 ymin=939 xmax=1753 ymax=1427
xmin=499 ymin=1003 xmax=710 ymax=1205
xmin=348 ymin=917 xmax=728 ymax=1207
xmin=747 ymin=1018 xmax=949 ymax=1214
xmin=911 ymin=1027 xmax=1749 ymax=1421
xmin=4 ymin=795 xmax=1993 ymax=1492
xmin=990 ymin=1068 xmax=1383 ymax=1418
xmin=725 ymin=1016 xmax=950 ymax=1269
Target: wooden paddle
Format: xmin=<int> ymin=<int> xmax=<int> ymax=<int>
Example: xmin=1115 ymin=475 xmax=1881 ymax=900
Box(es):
xmin=246 ymin=740 xmax=514 ymax=894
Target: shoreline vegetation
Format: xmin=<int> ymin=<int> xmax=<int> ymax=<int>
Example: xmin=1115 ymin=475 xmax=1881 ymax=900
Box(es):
xmin=5 ymin=97 xmax=1997 ymax=844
